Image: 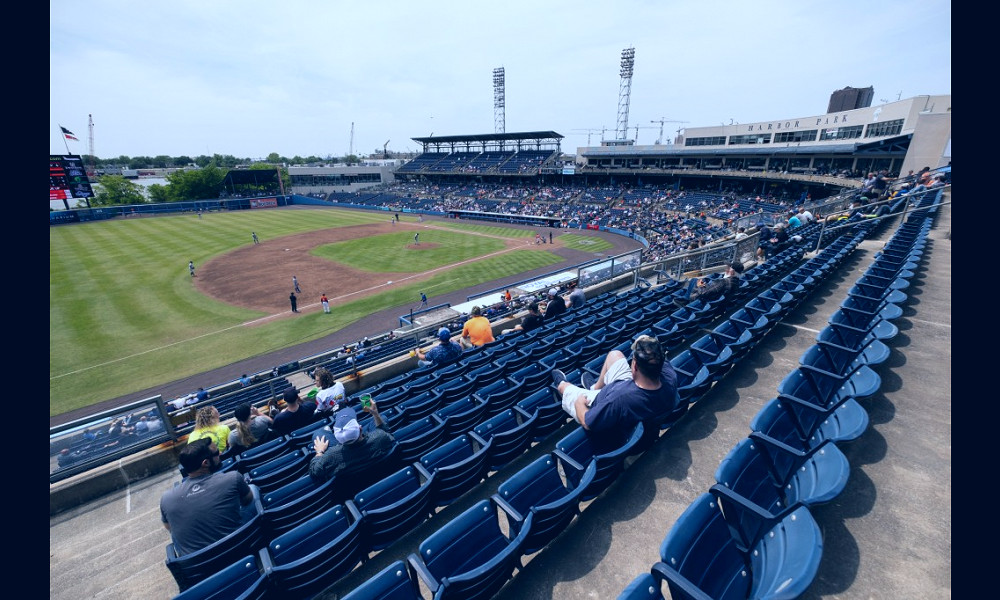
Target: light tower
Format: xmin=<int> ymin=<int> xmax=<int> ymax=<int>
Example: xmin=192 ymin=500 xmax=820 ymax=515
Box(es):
xmin=87 ymin=114 xmax=96 ymax=176
xmin=493 ymin=67 xmax=506 ymax=134
xmin=615 ymin=47 xmax=635 ymax=143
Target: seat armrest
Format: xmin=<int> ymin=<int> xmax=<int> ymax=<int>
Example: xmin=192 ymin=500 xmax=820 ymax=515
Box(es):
xmin=407 ymin=552 xmax=440 ymax=594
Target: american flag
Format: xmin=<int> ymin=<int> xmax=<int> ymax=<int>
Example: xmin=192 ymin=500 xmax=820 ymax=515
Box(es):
xmin=60 ymin=126 xmax=79 ymax=141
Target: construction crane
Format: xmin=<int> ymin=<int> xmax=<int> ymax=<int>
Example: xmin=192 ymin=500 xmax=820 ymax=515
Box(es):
xmin=632 ymin=125 xmax=658 ymax=144
xmin=383 ymin=140 xmax=390 ymax=159
xmin=650 ymin=118 xmax=690 ymax=145
xmin=571 ymin=127 xmax=606 ymax=146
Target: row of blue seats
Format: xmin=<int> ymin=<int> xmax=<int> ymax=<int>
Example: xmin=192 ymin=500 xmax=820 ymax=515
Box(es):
xmin=162 ymin=231 xmax=836 ymax=598
xmin=617 ymin=200 xmax=935 ymax=599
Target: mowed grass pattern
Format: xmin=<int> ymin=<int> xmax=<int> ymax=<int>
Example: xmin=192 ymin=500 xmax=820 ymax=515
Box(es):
xmin=313 ymin=230 xmax=506 ymax=272
xmin=559 ymin=233 xmax=615 ymax=253
xmin=49 ymin=209 xmax=561 ymax=416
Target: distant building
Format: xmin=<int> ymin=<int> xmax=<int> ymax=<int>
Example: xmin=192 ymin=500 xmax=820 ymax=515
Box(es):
xmin=828 ymin=86 xmax=874 ymax=113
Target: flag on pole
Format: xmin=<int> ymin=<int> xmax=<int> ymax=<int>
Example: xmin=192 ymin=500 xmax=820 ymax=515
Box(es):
xmin=60 ymin=126 xmax=79 ymax=141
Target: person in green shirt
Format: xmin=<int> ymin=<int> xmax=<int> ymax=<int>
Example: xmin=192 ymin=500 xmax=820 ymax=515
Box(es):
xmin=187 ymin=405 xmax=232 ymax=455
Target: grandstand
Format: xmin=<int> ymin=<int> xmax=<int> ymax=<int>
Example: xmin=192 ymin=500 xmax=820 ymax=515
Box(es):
xmin=49 ymin=182 xmax=950 ymax=599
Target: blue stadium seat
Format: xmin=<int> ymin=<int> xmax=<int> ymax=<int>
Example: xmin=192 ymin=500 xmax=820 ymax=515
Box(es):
xmin=465 ymin=363 xmax=506 ymax=389
xmin=508 ymin=362 xmax=555 ymax=397
xmin=407 ymin=498 xmax=531 ymax=600
xmin=340 ymin=560 xmax=423 ymax=600
xmin=517 ymin=388 xmax=571 ymax=442
xmin=431 ymin=375 xmax=477 ymax=406
xmin=260 ymin=473 xmax=339 ymax=539
xmin=285 ymin=417 xmax=333 ymax=449
xmin=433 ymin=397 xmax=489 ymax=440
xmin=616 ymin=571 xmax=665 ymax=600
xmin=397 ymin=390 xmax=443 ymax=421
xmin=470 ymin=407 xmax=537 ymax=472
xmin=553 ymin=423 xmax=645 ymax=502
xmin=236 ymin=437 xmax=292 ymax=474
xmin=245 ymin=447 xmax=312 ymax=494
xmin=492 ymin=452 xmax=597 ymax=555
xmin=171 ymin=554 xmax=268 ymax=600
xmin=347 ymin=465 xmax=437 ymax=552
xmin=260 ymin=503 xmax=365 ymax=600
xmin=750 ymin=394 xmax=869 ymax=450
xmin=670 ymin=350 xmax=714 ymax=404
xmin=715 ymin=431 xmax=850 ymax=510
xmin=415 ymin=434 xmax=492 ymax=507
xmin=777 ymin=363 xmax=881 ymax=407
xmin=165 ymin=486 xmax=266 ymax=592
xmin=656 ymin=486 xmax=823 ymax=600
xmin=473 ymin=377 xmax=525 ymax=419
xmin=394 ymin=416 xmax=448 ymax=466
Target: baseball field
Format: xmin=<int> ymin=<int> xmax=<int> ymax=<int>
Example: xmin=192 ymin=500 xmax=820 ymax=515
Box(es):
xmin=49 ymin=207 xmax=616 ymax=418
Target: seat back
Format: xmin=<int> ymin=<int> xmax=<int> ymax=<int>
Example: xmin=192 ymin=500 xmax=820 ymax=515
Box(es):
xmin=434 ymin=397 xmax=489 ymax=440
xmin=473 ymin=377 xmax=525 ymax=419
xmin=245 ymin=448 xmax=312 ymax=495
xmin=236 ymin=437 xmax=291 ymax=474
xmin=493 ymin=452 xmax=597 ymax=555
xmin=517 ymin=388 xmax=570 ymax=442
xmin=471 ymin=407 xmax=538 ymax=471
xmin=261 ymin=474 xmax=339 ymax=539
xmin=172 ymin=554 xmax=269 ymax=600
xmin=407 ymin=499 xmax=531 ymax=600
xmin=554 ymin=423 xmax=645 ymax=501
xmin=349 ymin=465 xmax=436 ymax=552
xmin=394 ymin=416 xmax=448 ymax=465
xmin=340 ymin=560 xmax=424 ymax=600
xmin=262 ymin=503 xmax=365 ymax=599
xmin=508 ymin=362 xmax=555 ymax=397
xmin=417 ymin=434 xmax=492 ymax=507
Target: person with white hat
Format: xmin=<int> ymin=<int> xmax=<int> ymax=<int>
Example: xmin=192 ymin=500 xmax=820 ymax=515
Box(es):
xmin=543 ymin=287 xmax=567 ymax=320
xmin=308 ymin=405 xmax=396 ymax=482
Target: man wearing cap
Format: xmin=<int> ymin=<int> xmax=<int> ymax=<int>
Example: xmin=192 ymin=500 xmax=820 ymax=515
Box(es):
xmin=543 ymin=287 xmax=567 ymax=320
xmin=269 ymin=387 xmax=318 ymax=437
xmin=566 ymin=281 xmax=586 ymax=309
xmin=673 ymin=261 xmax=744 ymax=308
xmin=309 ymin=405 xmax=396 ymax=482
xmin=460 ymin=306 xmax=495 ymax=349
xmin=552 ymin=335 xmax=679 ymax=454
xmin=416 ymin=327 xmax=464 ymax=368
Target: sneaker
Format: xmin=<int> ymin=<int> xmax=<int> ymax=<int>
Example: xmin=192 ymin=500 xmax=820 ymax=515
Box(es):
xmin=551 ymin=369 xmax=567 ymax=386
xmin=581 ymin=371 xmax=597 ymax=390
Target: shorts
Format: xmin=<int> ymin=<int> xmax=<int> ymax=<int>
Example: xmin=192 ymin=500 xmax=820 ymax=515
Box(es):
xmin=560 ymin=356 xmax=632 ymax=422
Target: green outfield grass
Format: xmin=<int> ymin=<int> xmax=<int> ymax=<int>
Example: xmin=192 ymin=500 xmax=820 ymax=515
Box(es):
xmin=49 ymin=209 xmax=562 ymax=417
xmin=559 ymin=233 xmax=615 ymax=253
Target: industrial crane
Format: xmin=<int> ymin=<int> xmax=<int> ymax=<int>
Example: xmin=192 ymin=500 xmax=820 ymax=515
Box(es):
xmin=571 ymin=127 xmax=607 ymax=146
xmin=650 ymin=118 xmax=690 ymax=145
xmin=632 ymin=125 xmax=658 ymax=144
xmin=383 ymin=140 xmax=390 ymax=159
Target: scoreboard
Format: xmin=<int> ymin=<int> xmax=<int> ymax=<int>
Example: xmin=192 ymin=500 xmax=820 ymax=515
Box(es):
xmin=50 ymin=155 xmax=94 ymax=200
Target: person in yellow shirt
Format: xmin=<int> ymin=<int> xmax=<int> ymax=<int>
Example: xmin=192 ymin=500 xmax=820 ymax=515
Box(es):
xmin=187 ymin=406 xmax=232 ymax=455
xmin=461 ymin=306 xmax=495 ymax=349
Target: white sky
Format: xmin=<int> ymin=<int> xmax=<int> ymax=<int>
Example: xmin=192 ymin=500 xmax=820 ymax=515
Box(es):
xmin=50 ymin=0 xmax=951 ymax=160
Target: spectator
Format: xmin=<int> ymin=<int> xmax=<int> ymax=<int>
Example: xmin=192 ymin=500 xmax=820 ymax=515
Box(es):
xmin=239 ymin=374 xmax=252 ymax=387
xmin=734 ymin=226 xmax=748 ymax=240
xmin=500 ymin=301 xmax=544 ymax=335
xmin=551 ymin=335 xmax=680 ymax=455
xmin=309 ymin=405 xmax=397 ymax=482
xmin=566 ymin=281 xmax=586 ymax=309
xmin=756 ymin=223 xmax=788 ymax=261
xmin=227 ymin=403 xmax=273 ymax=456
xmin=787 ymin=211 xmax=802 ymax=229
xmin=160 ymin=438 xmax=254 ymax=557
xmin=416 ymin=327 xmax=464 ymax=368
xmin=460 ymin=306 xmax=495 ymax=349
xmin=673 ymin=261 xmax=744 ymax=308
xmin=196 ymin=387 xmax=209 ymax=402
xmin=797 ymin=207 xmax=815 ymax=224
xmin=313 ymin=367 xmax=346 ymax=415
xmin=543 ymin=287 xmax=568 ymax=320
xmin=270 ymin=388 xmax=318 ymax=437
xmin=187 ymin=406 xmax=231 ymax=454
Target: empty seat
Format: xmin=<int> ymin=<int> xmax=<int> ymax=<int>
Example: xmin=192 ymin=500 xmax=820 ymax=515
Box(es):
xmin=415 ymin=434 xmax=492 ymax=507
xmin=407 ymin=498 xmax=531 ymax=600
xmin=260 ymin=473 xmax=339 ymax=539
xmin=553 ymin=423 xmax=646 ymax=502
xmin=340 ymin=560 xmax=423 ymax=600
xmin=669 ymin=350 xmax=714 ymax=404
xmin=245 ymin=448 xmax=312 ymax=494
xmin=508 ymin=362 xmax=555 ymax=397
xmin=777 ymin=363 xmax=881 ymax=407
xmin=236 ymin=437 xmax=291 ymax=474
xmin=517 ymin=388 xmax=571 ymax=442
xmin=171 ymin=554 xmax=268 ymax=600
xmin=347 ymin=465 xmax=436 ymax=552
xmin=261 ymin=503 xmax=365 ymax=600
xmin=492 ymin=452 xmax=597 ymax=555
xmin=397 ymin=390 xmax=442 ymax=421
xmin=394 ymin=416 xmax=448 ymax=466
xmin=433 ymin=397 xmax=489 ymax=440
xmin=470 ymin=407 xmax=537 ymax=471
xmin=750 ymin=394 xmax=869 ymax=451
xmin=431 ymin=376 xmax=477 ymax=406
xmin=655 ymin=486 xmax=823 ymax=600
xmin=473 ymin=377 xmax=525 ymax=419
xmin=715 ymin=431 xmax=850 ymax=511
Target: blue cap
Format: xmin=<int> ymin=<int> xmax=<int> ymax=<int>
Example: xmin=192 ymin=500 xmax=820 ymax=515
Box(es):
xmin=438 ymin=327 xmax=451 ymax=341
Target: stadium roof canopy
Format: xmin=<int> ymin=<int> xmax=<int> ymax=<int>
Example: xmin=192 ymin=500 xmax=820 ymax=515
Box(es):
xmin=222 ymin=168 xmax=279 ymax=186
xmin=411 ymin=131 xmax=563 ymax=144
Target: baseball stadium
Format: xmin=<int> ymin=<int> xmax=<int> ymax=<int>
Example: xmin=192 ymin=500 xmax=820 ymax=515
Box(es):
xmin=50 ymin=93 xmax=950 ymax=599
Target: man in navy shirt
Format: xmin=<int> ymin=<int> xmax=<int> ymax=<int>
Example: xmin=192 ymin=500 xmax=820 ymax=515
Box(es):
xmin=553 ymin=335 xmax=679 ymax=454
